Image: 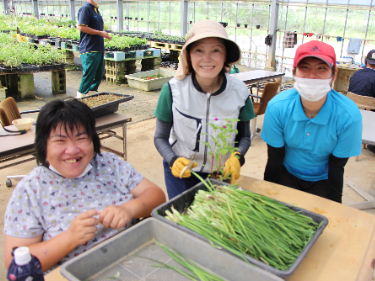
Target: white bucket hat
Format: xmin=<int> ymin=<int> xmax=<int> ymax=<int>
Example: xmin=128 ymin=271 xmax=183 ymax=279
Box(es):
xmin=174 ymin=20 xmax=242 ymax=80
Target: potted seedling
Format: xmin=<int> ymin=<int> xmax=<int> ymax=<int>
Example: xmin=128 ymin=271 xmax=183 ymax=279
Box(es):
xmin=237 ymin=23 xmax=241 ymax=27
xmin=244 ymin=24 xmax=248 ymax=28
xmin=135 ymin=17 xmax=138 ymax=20
xmin=141 ymin=17 xmax=144 ymax=20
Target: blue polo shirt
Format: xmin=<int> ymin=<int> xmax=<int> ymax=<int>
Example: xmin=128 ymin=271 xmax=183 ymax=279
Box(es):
xmin=77 ymin=2 xmax=104 ymax=54
xmin=261 ymin=88 xmax=362 ymax=181
xmin=348 ymin=67 xmax=375 ymax=97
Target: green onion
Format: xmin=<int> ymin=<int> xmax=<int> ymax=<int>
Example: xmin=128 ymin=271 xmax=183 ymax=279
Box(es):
xmin=139 ymin=239 xmax=224 ymax=281
xmin=165 ymin=177 xmax=320 ymax=271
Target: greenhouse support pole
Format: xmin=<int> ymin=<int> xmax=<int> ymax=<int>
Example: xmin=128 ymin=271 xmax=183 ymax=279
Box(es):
xmin=180 ymin=0 xmax=188 ymax=37
xmin=69 ymin=0 xmax=76 ymax=22
xmin=3 ymin=0 xmax=8 ymax=15
xmin=266 ymin=0 xmax=279 ymax=70
xmin=116 ymin=0 xmax=123 ymax=32
xmin=32 ymin=0 xmax=39 ymax=19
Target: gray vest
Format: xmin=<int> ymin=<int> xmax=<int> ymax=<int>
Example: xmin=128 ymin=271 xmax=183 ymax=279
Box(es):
xmin=168 ymin=73 xmax=249 ymax=173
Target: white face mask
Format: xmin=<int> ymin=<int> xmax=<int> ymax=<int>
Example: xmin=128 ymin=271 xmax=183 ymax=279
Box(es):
xmin=294 ymin=77 xmax=332 ymax=102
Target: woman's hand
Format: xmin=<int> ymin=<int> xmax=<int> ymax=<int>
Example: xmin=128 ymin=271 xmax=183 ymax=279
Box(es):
xmin=223 ymin=152 xmax=241 ymax=184
xmin=99 ymin=205 xmax=133 ymax=229
xmin=67 ymin=210 xmax=100 ymax=246
xmin=171 ymin=157 xmax=198 ymax=178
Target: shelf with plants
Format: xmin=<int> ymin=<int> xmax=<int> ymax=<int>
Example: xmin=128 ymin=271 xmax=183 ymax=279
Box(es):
xmin=104 ymin=35 xmax=148 ymax=52
xmin=0 ymin=33 xmax=66 ymax=73
xmin=0 ymin=14 xmax=79 ymax=43
xmin=147 ymin=32 xmax=185 ymax=45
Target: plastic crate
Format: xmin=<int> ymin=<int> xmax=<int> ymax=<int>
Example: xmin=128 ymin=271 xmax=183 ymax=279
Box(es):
xmin=105 ymin=51 xmax=125 ymax=61
xmin=143 ymin=50 xmax=153 ymax=57
xmin=149 ymin=48 xmax=161 ymax=57
xmin=125 ymin=51 xmax=136 ymax=59
xmin=125 ymin=69 xmax=175 ymax=91
xmin=135 ymin=50 xmax=144 ymax=59
xmin=60 ymin=218 xmax=283 ymax=281
xmin=152 ymin=179 xmax=329 ymax=280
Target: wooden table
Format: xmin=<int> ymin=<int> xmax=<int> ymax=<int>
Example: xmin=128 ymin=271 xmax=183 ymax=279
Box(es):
xmin=231 ymin=70 xmax=285 ymax=138
xmin=230 ymin=69 xmax=285 ymax=85
xmin=349 ymin=109 xmax=375 ymax=210
xmin=45 ymin=176 xmax=375 ymax=281
xmin=0 ymin=113 xmax=132 ymax=170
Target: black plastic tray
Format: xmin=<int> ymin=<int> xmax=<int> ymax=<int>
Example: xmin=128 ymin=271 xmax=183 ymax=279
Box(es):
xmin=79 ymin=92 xmax=134 ymax=118
xmin=152 ymin=179 xmax=329 ymax=280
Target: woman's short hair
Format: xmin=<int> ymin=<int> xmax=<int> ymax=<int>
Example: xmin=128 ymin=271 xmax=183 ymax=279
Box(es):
xmin=35 ymin=99 xmax=100 ymax=167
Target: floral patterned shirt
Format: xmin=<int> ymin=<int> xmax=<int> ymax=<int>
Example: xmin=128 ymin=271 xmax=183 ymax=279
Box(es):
xmin=4 ymin=152 xmax=143 ymax=270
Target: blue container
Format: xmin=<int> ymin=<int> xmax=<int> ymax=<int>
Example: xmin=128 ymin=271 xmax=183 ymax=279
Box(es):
xmin=135 ymin=50 xmax=144 ymax=59
xmin=149 ymin=48 xmax=161 ymax=57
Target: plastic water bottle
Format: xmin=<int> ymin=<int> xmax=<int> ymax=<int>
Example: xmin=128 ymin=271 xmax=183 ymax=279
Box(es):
xmin=7 ymin=247 xmax=44 ymax=281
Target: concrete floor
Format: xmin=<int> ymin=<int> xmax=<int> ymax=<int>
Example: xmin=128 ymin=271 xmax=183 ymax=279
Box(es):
xmin=1 ymin=68 xmax=375 ymax=279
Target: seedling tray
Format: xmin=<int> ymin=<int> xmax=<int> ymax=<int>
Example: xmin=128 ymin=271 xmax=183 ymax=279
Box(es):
xmin=79 ymin=92 xmax=134 ymax=118
xmin=60 ymin=218 xmax=283 ymax=281
xmin=152 ymin=179 xmax=329 ymax=280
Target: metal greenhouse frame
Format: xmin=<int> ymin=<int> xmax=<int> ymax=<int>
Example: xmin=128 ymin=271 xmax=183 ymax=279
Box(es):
xmin=2 ymin=0 xmax=375 ymax=75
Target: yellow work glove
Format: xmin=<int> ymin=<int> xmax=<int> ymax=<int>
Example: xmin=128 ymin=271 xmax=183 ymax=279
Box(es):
xmin=171 ymin=157 xmax=198 ymax=178
xmin=223 ymin=152 xmax=241 ymax=184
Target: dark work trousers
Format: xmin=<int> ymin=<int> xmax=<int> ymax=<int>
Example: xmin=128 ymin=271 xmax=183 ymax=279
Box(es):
xmin=79 ymin=51 xmax=104 ymax=94
xmin=163 ymin=160 xmax=210 ymax=200
xmin=276 ymin=166 xmax=331 ymax=200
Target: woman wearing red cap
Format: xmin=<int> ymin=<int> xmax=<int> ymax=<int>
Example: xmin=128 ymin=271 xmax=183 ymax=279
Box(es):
xmin=154 ymin=20 xmax=255 ymax=199
xmin=261 ymin=40 xmax=362 ymax=203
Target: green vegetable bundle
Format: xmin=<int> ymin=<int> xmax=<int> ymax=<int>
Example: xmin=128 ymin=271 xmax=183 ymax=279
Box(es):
xmin=165 ymin=181 xmax=321 ymax=271
xmin=141 ymin=240 xmax=223 ymax=281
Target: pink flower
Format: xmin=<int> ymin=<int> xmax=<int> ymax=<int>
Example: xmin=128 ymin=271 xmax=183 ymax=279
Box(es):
xmin=228 ymin=120 xmax=231 ymax=123
xmin=223 ymin=125 xmax=226 ymax=128
xmin=215 ymin=118 xmax=218 ymax=121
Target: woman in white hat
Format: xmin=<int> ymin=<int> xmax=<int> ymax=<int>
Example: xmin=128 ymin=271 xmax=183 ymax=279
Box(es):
xmin=154 ymin=20 xmax=255 ymax=199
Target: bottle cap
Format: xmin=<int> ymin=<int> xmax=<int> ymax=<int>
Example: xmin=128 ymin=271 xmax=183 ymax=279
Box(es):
xmin=14 ymin=247 xmax=32 ymax=266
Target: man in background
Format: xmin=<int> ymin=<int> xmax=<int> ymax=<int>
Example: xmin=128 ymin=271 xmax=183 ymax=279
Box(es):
xmin=76 ymin=0 xmax=112 ymax=98
xmin=348 ymin=50 xmax=375 ymax=154
xmin=348 ymin=50 xmax=375 ymax=98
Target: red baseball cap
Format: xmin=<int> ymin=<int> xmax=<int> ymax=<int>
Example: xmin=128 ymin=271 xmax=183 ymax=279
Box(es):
xmin=293 ymin=40 xmax=336 ymax=68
